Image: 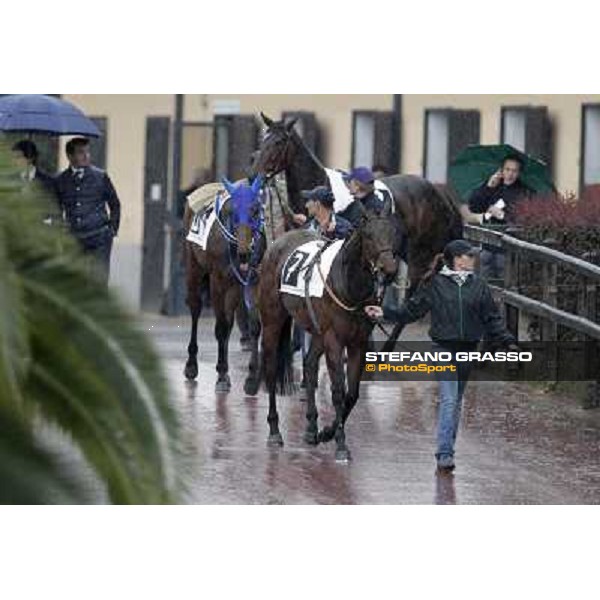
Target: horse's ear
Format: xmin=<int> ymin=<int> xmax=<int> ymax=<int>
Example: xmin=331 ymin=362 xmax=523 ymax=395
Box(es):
xmin=260 ymin=112 xmax=274 ymax=127
xmin=251 ymin=175 xmax=263 ymax=195
xmin=221 ymin=177 xmax=236 ymax=196
xmin=285 ymin=118 xmax=298 ymax=132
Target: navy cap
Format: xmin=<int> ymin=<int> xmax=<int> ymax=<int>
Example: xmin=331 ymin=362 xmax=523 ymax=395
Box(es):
xmin=301 ymin=186 xmax=335 ymax=207
xmin=443 ymin=239 xmax=480 ymax=259
xmin=343 ymin=166 xmax=375 ymax=184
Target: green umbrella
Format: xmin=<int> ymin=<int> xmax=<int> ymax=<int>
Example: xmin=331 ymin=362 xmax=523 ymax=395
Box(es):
xmin=449 ymin=144 xmax=555 ymax=203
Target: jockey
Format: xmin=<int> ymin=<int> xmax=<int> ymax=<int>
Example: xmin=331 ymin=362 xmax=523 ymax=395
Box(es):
xmin=300 ymin=186 xmax=354 ymax=241
xmin=338 ymin=166 xmax=390 ymax=227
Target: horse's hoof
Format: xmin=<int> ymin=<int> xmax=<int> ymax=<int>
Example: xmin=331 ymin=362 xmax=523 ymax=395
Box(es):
xmin=240 ymin=338 xmax=252 ymax=352
xmin=184 ymin=363 xmax=198 ymax=381
xmin=303 ymin=431 xmax=318 ymax=446
xmin=335 ymin=448 xmax=352 ymax=463
xmin=244 ymin=377 xmax=260 ymax=397
xmin=317 ymin=426 xmax=335 ymax=444
xmin=267 ymin=433 xmax=284 ymax=448
xmin=215 ymin=376 xmax=231 ymax=393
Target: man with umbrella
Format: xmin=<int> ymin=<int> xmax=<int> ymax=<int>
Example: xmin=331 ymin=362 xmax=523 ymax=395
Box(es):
xmin=55 ymin=137 xmax=121 ymax=286
xmin=449 ymin=144 xmax=554 ymax=282
xmin=467 ymin=154 xmax=532 ymax=280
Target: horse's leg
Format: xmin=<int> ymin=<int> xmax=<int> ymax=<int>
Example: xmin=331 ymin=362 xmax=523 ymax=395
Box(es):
xmin=184 ymin=246 xmax=203 ymax=380
xmin=212 ymin=276 xmax=237 ymax=392
xmin=317 ymin=331 xmax=350 ymax=461
xmin=262 ymin=317 xmax=286 ymax=447
xmin=303 ymin=335 xmax=324 ymax=445
xmin=342 ymin=340 xmax=366 ymax=425
xmin=243 ymin=300 xmax=262 ymax=396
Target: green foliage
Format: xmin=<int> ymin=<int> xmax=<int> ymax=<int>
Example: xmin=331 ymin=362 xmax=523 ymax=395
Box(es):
xmin=0 ymin=143 xmax=182 ymax=504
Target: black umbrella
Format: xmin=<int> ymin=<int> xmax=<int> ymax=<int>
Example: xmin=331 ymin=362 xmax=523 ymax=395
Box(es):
xmin=0 ymin=95 xmax=101 ymax=137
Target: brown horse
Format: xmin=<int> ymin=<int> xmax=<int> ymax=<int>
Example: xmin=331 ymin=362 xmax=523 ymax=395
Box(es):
xmin=183 ymin=177 xmax=264 ymax=394
xmin=258 ymin=212 xmax=398 ymax=461
xmin=251 ymin=113 xmax=463 ymax=292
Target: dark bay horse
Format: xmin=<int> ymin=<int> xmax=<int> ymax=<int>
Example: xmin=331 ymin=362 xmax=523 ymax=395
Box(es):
xmin=252 ymin=113 xmax=464 ymax=292
xmin=183 ymin=176 xmax=264 ymax=394
xmin=258 ymin=213 xmax=398 ymax=461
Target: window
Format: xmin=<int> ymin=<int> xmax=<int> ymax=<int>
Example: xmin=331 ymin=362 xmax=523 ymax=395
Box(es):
xmin=500 ymin=106 xmax=552 ymax=170
xmin=351 ymin=110 xmax=395 ymax=171
xmin=352 ymin=113 xmax=376 ymax=167
xmin=423 ymin=109 xmax=480 ymax=185
xmin=582 ymin=104 xmax=600 ymax=187
xmin=424 ymin=110 xmax=449 ymax=183
xmin=501 ymin=109 xmax=526 ymax=151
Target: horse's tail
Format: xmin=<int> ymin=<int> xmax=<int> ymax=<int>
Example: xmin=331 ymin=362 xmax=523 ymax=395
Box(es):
xmin=275 ymin=315 xmax=297 ymax=396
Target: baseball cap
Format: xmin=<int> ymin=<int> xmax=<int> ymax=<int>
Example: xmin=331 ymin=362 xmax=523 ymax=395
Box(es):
xmin=443 ymin=239 xmax=480 ymax=259
xmin=343 ymin=167 xmax=375 ymax=184
xmin=301 ymin=186 xmax=335 ymax=208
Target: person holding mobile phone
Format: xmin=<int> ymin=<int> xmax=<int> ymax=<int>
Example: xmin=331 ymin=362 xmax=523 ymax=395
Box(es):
xmin=468 ymin=155 xmax=532 ymax=280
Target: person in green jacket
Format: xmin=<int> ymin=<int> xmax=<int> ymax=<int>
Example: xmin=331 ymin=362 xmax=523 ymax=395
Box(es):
xmin=364 ymin=239 xmax=518 ymax=472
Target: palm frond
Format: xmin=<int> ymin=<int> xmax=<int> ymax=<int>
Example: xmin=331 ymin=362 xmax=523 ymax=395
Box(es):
xmin=0 ymin=144 xmax=183 ymax=504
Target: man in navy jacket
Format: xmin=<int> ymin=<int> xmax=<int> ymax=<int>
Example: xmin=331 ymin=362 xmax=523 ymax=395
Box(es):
xmin=55 ymin=137 xmax=121 ymax=286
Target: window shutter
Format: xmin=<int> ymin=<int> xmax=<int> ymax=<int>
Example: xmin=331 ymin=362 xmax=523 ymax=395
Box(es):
xmin=524 ymin=106 xmax=553 ymax=172
xmin=282 ymin=111 xmax=320 ymax=157
xmin=447 ymin=109 xmax=480 ymax=167
xmin=351 ymin=110 xmax=395 ymax=171
xmin=89 ymin=116 xmax=108 ymax=169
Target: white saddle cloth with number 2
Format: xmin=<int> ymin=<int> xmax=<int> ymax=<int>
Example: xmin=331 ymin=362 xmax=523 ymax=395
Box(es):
xmin=280 ymin=239 xmax=344 ymax=298
xmin=186 ymin=207 xmax=217 ymax=250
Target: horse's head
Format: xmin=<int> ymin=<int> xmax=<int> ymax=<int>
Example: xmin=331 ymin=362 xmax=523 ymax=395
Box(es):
xmin=221 ymin=176 xmax=263 ymax=265
xmin=357 ymin=212 xmax=398 ymax=280
xmin=251 ymin=112 xmax=298 ymax=178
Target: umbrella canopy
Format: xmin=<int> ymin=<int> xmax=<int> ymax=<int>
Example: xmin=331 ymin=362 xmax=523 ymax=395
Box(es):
xmin=449 ymin=144 xmax=555 ymax=202
xmin=0 ymin=95 xmax=101 ymax=137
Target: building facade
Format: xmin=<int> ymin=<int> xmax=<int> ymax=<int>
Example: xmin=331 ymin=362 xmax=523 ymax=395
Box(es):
xmin=58 ymin=94 xmax=600 ymax=312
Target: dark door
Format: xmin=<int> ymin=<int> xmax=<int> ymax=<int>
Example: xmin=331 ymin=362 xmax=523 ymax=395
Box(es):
xmin=141 ymin=116 xmax=170 ymax=312
xmin=213 ymin=114 xmax=258 ymax=180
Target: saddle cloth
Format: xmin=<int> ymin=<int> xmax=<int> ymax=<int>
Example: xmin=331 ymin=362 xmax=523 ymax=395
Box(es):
xmin=280 ymin=239 xmax=344 ymax=298
xmin=186 ymin=206 xmax=217 ymax=250
xmin=324 ymin=168 xmax=394 ymax=214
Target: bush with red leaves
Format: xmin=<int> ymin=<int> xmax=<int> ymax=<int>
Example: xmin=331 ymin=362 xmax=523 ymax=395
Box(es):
xmin=514 ymin=187 xmax=600 ymax=265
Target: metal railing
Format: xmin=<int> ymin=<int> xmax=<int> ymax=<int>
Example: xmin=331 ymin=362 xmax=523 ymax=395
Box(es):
xmin=464 ymin=224 xmax=600 ymax=405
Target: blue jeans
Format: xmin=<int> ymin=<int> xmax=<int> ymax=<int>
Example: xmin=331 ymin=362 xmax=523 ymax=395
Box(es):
xmin=434 ymin=347 xmax=472 ymax=459
xmin=480 ymin=248 xmax=505 ymax=282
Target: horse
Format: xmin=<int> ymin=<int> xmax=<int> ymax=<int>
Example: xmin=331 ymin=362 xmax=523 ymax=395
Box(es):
xmin=251 ymin=112 xmax=464 ymax=293
xmin=257 ymin=212 xmax=398 ymax=461
xmin=183 ymin=176 xmax=265 ymax=394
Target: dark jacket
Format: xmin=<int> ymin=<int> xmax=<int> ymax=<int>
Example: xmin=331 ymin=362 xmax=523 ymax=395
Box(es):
xmin=305 ymin=213 xmax=353 ymax=240
xmin=468 ymin=179 xmax=532 ymax=226
xmin=55 ymin=165 xmax=121 ymax=247
xmin=338 ymin=190 xmax=387 ymax=227
xmin=383 ymin=271 xmax=515 ymax=346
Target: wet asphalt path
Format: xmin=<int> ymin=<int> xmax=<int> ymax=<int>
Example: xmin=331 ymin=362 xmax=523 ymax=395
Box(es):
xmin=148 ymin=314 xmax=600 ymax=504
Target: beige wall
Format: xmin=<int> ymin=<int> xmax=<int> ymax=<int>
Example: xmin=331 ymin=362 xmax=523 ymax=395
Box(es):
xmin=62 ymin=95 xmax=174 ymax=307
xmin=402 ymin=94 xmax=600 ymax=192
xmin=57 ymin=94 xmax=600 ymax=311
xmin=183 ymin=94 xmax=394 ymax=170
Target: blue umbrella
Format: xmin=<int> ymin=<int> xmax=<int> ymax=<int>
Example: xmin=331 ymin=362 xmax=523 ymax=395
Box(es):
xmin=0 ymin=95 xmax=101 ymax=137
